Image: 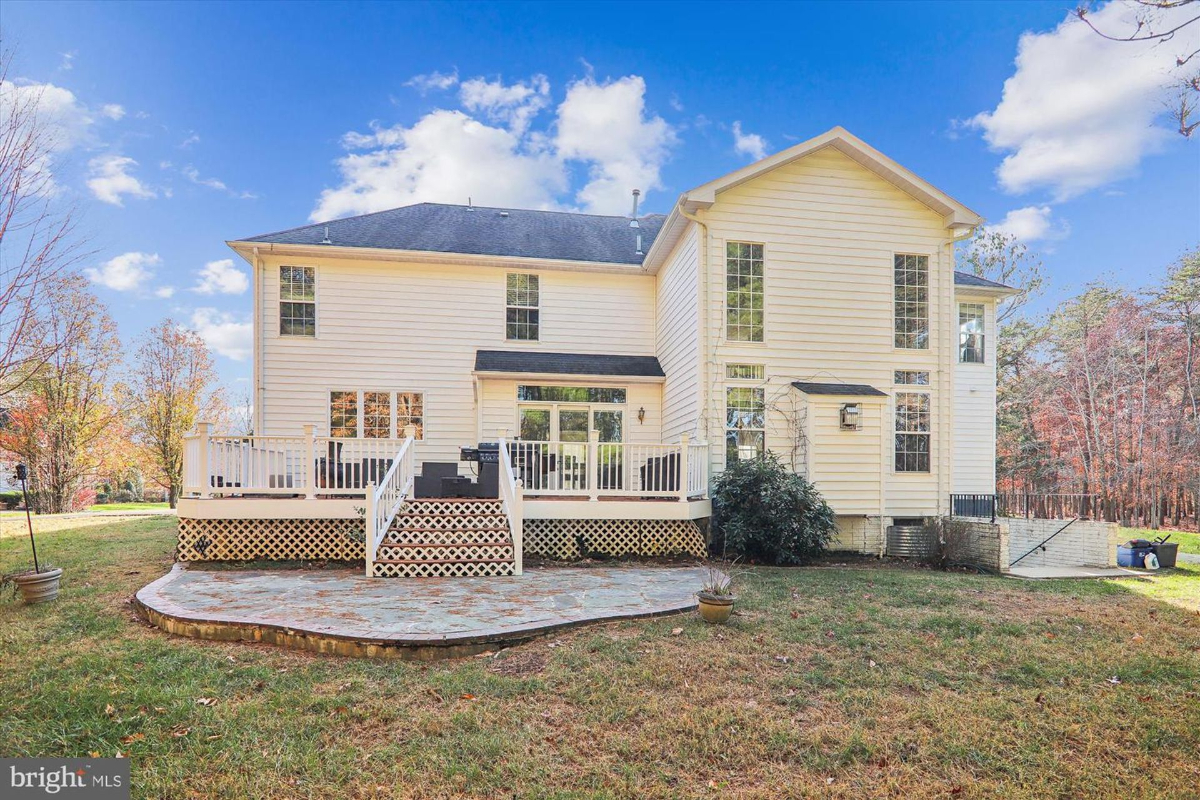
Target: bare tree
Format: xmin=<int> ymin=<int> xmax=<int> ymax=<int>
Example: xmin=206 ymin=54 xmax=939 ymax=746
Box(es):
xmin=0 ymin=51 xmax=88 ymax=395
xmin=1077 ymin=0 xmax=1200 ymax=137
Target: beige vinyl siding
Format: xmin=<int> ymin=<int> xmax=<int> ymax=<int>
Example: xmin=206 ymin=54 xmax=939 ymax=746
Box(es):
xmin=807 ymin=400 xmax=883 ymax=515
xmin=953 ymin=294 xmax=998 ymax=495
xmin=655 ymin=223 xmax=701 ymax=442
xmin=258 ymin=256 xmax=656 ymax=469
xmin=697 ymin=146 xmax=953 ymax=519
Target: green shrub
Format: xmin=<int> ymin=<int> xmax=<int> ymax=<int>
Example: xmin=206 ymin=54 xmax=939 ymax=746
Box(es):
xmin=711 ymin=452 xmax=837 ymax=565
xmin=0 ymin=491 xmax=22 ymax=510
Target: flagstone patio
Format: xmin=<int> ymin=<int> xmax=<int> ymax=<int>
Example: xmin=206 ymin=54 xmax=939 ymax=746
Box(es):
xmin=135 ymin=563 xmax=708 ymax=659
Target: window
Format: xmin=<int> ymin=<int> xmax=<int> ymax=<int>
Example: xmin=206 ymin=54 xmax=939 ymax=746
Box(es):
xmin=726 ymin=386 xmax=766 ymax=462
xmin=506 ymin=273 xmax=539 ymax=340
xmin=329 ymin=391 xmax=358 ymax=438
xmin=726 ymin=363 xmax=765 ymax=381
xmin=894 ymin=392 xmax=930 ymax=472
xmin=396 ymin=392 xmax=424 ymax=440
xmin=893 ymin=254 xmax=928 ymax=349
xmin=516 ymin=385 xmax=626 ymax=403
xmin=726 ymin=242 xmax=764 ymax=342
xmin=363 ymin=392 xmax=391 ymax=439
xmin=959 ymin=303 xmax=985 ymax=363
xmin=280 ymin=266 xmax=315 ymax=337
xmin=894 ymin=370 xmax=930 ymax=386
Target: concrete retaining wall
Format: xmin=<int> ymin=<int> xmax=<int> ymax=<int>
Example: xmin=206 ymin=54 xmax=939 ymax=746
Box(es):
xmin=1005 ymin=518 xmax=1120 ymax=569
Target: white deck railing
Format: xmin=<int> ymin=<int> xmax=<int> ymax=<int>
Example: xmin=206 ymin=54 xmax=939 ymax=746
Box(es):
xmin=365 ymin=436 xmax=416 ymax=576
xmin=497 ymin=438 xmax=524 ymax=575
xmin=182 ymin=422 xmax=410 ymax=498
xmin=509 ymin=434 xmax=708 ymax=501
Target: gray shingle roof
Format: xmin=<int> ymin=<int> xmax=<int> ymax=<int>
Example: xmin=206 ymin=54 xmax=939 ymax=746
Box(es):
xmin=475 ymin=350 xmax=665 ymax=378
xmin=239 ymin=203 xmax=665 ymax=266
xmin=954 ymin=271 xmax=1015 ymax=291
xmin=792 ymin=381 xmax=888 ymax=397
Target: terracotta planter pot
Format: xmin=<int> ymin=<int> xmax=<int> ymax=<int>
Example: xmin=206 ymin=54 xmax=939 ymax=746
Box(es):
xmin=12 ymin=568 xmax=63 ymax=604
xmin=696 ymin=591 xmax=734 ymax=624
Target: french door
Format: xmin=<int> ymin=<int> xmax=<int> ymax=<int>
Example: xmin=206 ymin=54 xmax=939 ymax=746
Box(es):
xmin=516 ymin=405 xmax=623 ymax=492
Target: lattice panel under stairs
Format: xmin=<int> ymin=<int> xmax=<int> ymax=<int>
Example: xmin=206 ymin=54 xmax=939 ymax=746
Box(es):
xmin=373 ymin=498 xmax=515 ymax=578
xmin=177 ymin=517 xmax=365 ymax=562
xmin=524 ymin=519 xmax=707 ymax=560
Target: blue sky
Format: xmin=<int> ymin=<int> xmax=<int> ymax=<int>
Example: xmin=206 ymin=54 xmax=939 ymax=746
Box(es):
xmin=4 ymin=0 xmax=1198 ymax=392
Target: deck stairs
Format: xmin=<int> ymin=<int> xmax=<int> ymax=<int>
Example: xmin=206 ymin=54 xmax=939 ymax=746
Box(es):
xmin=372 ymin=498 xmax=516 ymax=577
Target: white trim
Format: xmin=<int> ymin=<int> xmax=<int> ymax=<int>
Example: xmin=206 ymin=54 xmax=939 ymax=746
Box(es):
xmin=524 ymin=498 xmax=711 ymax=520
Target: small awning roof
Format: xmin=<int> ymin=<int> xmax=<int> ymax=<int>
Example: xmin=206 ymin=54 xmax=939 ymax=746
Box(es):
xmin=474 ymin=350 xmax=666 ymax=379
xmin=792 ymin=381 xmax=888 ymax=398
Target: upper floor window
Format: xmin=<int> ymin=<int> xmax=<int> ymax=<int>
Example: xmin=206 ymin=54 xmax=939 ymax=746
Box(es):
xmin=726 ymin=242 xmax=764 ymax=342
xmin=506 ymin=273 xmax=539 ymax=340
xmin=959 ymin=303 xmax=985 ymax=363
xmin=893 ymin=254 xmax=928 ymax=349
xmin=894 ymin=392 xmax=930 ymax=472
xmin=280 ymin=266 xmax=316 ymax=337
xmin=726 ymin=386 xmax=766 ymax=463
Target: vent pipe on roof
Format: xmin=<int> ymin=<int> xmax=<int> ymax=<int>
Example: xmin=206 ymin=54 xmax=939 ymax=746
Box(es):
xmin=629 ymin=189 xmax=641 ymax=228
xmin=320 ymin=226 xmax=332 ymax=245
xmin=466 ymin=197 xmax=474 ymax=212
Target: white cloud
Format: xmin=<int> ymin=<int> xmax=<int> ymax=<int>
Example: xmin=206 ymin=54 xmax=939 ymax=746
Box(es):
xmin=86 ymin=154 xmax=156 ymax=206
xmin=554 ymin=75 xmax=677 ymax=214
xmin=179 ymin=132 xmax=200 ymax=149
xmin=459 ymin=74 xmax=550 ymax=135
xmin=313 ymin=72 xmax=678 ymax=220
xmin=59 ymin=52 xmax=76 ymax=71
xmin=0 ymin=79 xmax=96 ymax=173
xmin=182 ymin=164 xmax=227 ymax=191
xmin=85 ymin=252 xmax=161 ymax=292
xmin=968 ymin=1 xmax=1198 ymax=200
xmin=669 ymin=94 xmax=684 ymax=112
xmin=406 ymin=70 xmax=459 ymax=94
xmin=154 ymin=286 xmax=175 ymax=299
xmin=192 ymin=258 xmax=249 ymax=295
xmin=100 ymin=103 xmax=125 ymax=121
xmin=312 ymin=109 xmax=566 ymax=221
xmin=188 ymin=308 xmax=252 ymax=361
xmin=985 ymin=205 xmax=1070 ymax=242
xmin=731 ymin=121 xmax=768 ymax=161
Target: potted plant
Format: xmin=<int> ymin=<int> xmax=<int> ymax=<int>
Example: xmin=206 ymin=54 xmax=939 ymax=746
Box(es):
xmin=3 ymin=464 xmax=62 ymax=605
xmin=696 ymin=563 xmax=736 ymax=624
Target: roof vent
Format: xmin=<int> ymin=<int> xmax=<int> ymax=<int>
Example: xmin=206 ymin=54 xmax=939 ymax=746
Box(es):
xmin=629 ymin=188 xmax=641 ymax=228
xmin=466 ymin=197 xmax=474 ymax=212
xmin=498 ymin=210 xmax=509 ymax=217
xmin=320 ymin=226 xmax=332 ymax=245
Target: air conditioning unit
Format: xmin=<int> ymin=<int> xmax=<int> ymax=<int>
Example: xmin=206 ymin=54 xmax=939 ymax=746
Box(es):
xmin=840 ymin=403 xmax=862 ymax=431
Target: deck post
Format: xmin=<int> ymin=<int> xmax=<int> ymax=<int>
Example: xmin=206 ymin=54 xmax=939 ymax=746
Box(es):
xmin=588 ymin=429 xmax=600 ymax=501
xmin=197 ymin=421 xmax=213 ymax=499
xmin=365 ymin=481 xmax=377 ymax=577
xmin=678 ymin=433 xmax=690 ymax=503
xmin=303 ymin=424 xmax=317 ymax=500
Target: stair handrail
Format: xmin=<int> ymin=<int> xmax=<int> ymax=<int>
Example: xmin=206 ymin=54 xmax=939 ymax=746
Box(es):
xmin=1009 ymin=517 xmax=1078 ymax=568
xmin=498 ymin=437 xmax=524 ymax=576
xmin=365 ymin=436 xmax=415 ymax=577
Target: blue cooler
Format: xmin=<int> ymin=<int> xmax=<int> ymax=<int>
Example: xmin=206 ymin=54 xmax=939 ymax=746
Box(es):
xmin=1117 ymin=540 xmax=1154 ymax=568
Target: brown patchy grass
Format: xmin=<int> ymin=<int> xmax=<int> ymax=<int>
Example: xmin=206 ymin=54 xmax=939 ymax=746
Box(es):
xmin=1 ymin=517 xmax=1198 ymax=799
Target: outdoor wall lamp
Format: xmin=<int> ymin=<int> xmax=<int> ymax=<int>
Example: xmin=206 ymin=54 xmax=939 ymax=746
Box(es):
xmin=840 ymin=403 xmax=862 ymax=431
xmin=637 ymin=406 xmax=646 ymax=424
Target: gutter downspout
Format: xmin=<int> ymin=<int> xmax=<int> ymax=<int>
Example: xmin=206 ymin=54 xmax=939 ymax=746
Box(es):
xmin=677 ymin=204 xmax=709 ymax=447
xmin=254 ymin=246 xmax=264 ymax=435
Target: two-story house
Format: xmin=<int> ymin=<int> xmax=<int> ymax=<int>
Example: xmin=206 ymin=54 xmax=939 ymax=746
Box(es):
xmin=178 ymin=126 xmax=1016 ymax=577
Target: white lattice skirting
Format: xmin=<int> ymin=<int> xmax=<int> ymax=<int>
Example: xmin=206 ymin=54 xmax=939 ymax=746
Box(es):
xmin=525 ymin=519 xmax=707 ymax=560
xmin=177 ymin=517 xmax=365 ymax=562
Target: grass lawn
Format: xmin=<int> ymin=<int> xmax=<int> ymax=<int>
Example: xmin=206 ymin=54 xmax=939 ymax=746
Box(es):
xmin=88 ymin=502 xmax=172 ymax=512
xmin=2 ymin=518 xmax=1198 ymax=799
